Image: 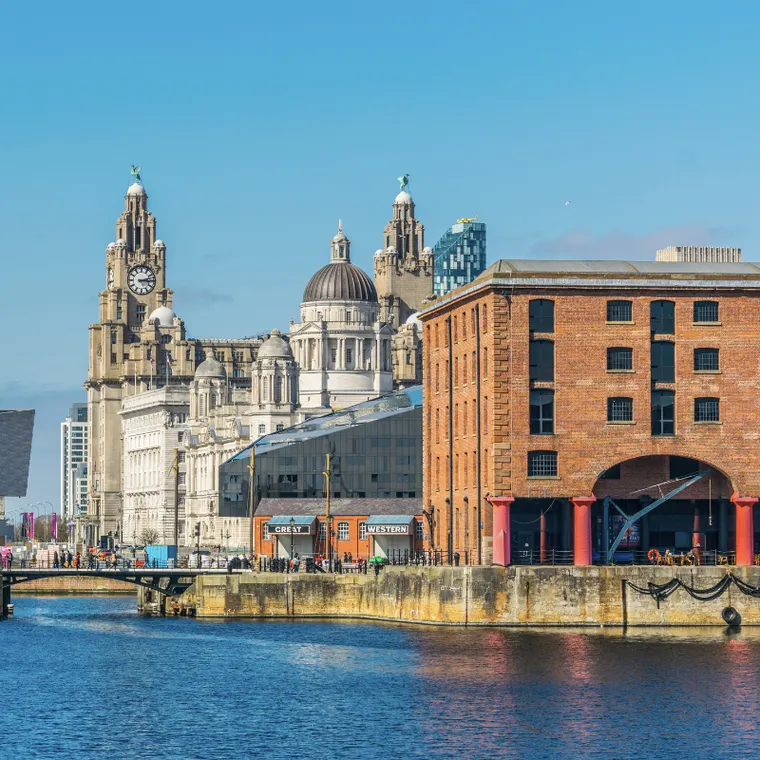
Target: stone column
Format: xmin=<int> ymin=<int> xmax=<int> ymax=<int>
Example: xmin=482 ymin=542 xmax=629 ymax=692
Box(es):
xmin=539 ymin=510 xmax=548 ymax=563
xmin=731 ymin=494 xmax=758 ymax=566
xmin=490 ymin=497 xmax=514 ymax=567
xmin=571 ymin=496 xmax=596 ymax=566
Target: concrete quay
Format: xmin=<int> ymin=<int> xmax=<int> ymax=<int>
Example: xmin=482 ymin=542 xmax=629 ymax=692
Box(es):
xmin=176 ymin=565 xmax=760 ymax=627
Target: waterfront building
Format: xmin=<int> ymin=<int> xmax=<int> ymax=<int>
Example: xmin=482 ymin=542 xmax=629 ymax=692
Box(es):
xmin=656 ymin=246 xmax=742 ymax=263
xmin=120 ymin=387 xmax=188 ymax=546
xmin=432 ymin=219 xmax=487 ymax=297
xmin=421 ymin=258 xmax=760 ymax=566
xmin=60 ymin=403 xmax=88 ymax=528
xmin=219 ymin=386 xmax=424 ymax=559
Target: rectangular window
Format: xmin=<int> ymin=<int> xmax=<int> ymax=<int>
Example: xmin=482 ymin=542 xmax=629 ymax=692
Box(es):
xmin=331 ymin=348 xmax=337 ymax=365
xmin=346 ymin=347 xmax=353 ymax=364
xmin=651 ymin=341 xmax=675 ymax=382
xmin=607 ymin=347 xmax=633 ymax=371
xmin=651 ymin=390 xmax=675 ymax=436
xmin=345 ymin=311 xmax=352 ymax=323
xmin=607 ymin=300 xmax=632 ymax=322
xmin=276 ymin=424 xmax=284 ymax=432
xmin=694 ymin=348 xmax=719 ymax=371
xmin=319 ymin=522 xmax=327 ymax=540
xmin=177 ymin=472 xmax=186 ymax=486
xmin=258 ymin=424 xmax=266 ymax=434
xmin=650 ymin=300 xmax=675 ymax=334
xmin=263 ymin=523 xmax=269 ymax=540
xmin=695 ymin=397 xmax=720 ymax=422
xmin=177 ymin=451 xmax=185 ymax=464
xmin=528 ymin=450 xmax=557 ymax=477
xmin=415 ymin=520 xmax=424 ymax=540
xmin=136 ymin=305 xmax=146 ymax=322
xmin=359 ymin=522 xmax=367 ymax=540
xmin=529 ymin=299 xmax=555 ymax=333
xmin=337 ymin=522 xmax=349 ymax=541
xmin=694 ymin=301 xmax=719 ymax=323
xmin=529 ymin=340 xmax=554 ymax=382
xmin=529 ymin=390 xmax=554 ymax=434
xmin=177 ymin=432 xmax=184 ymax=443
xmin=607 ymin=397 xmax=633 ymax=422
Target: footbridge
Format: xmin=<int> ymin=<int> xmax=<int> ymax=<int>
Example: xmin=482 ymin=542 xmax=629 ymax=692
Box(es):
xmin=1 ymin=568 xmax=230 ymax=616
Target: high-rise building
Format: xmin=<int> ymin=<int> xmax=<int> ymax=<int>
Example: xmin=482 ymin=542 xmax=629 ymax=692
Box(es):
xmin=60 ymin=403 xmax=88 ymax=526
xmin=433 ymin=219 xmax=487 ymax=297
xmin=656 ymin=246 xmax=742 ymax=263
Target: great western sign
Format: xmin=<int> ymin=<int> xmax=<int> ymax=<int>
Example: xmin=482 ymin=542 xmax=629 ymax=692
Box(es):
xmin=366 ymin=524 xmax=410 ymax=535
xmin=267 ymin=524 xmax=313 ymax=535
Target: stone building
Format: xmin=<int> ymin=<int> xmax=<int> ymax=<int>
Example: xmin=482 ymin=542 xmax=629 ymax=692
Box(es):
xmin=421 ymin=259 xmax=760 ymax=567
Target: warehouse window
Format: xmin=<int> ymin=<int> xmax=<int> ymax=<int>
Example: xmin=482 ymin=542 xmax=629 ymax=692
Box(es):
xmin=607 ymin=300 xmax=632 ymax=322
xmin=359 ymin=522 xmax=367 ymax=540
xmin=337 ymin=522 xmax=349 ymax=541
xmin=651 ymin=341 xmax=675 ymax=382
xmin=529 ymin=299 xmax=554 ymax=333
xmin=651 ymin=300 xmax=675 ymax=334
xmin=694 ymin=348 xmax=719 ymax=371
xmin=529 ymin=390 xmax=554 ymax=434
xmin=527 ymin=450 xmax=557 ymax=477
xmin=695 ymin=397 xmax=720 ymax=423
xmin=607 ymin=397 xmax=633 ymax=422
xmin=651 ymin=390 xmax=675 ymax=436
xmin=529 ymin=340 xmax=554 ymax=382
xmin=694 ymin=301 xmax=719 ymax=323
xmin=607 ymin=347 xmax=633 ymax=371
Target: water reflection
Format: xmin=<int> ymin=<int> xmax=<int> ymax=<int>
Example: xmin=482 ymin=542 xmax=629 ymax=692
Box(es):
xmin=5 ymin=598 xmax=760 ymax=759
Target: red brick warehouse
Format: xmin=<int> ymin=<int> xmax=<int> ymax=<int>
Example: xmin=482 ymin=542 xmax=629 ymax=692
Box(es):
xmin=419 ymin=258 xmax=760 ymax=566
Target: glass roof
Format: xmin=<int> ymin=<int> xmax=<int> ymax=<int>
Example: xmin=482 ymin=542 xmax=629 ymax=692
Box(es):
xmin=227 ymin=385 xmax=422 ymax=462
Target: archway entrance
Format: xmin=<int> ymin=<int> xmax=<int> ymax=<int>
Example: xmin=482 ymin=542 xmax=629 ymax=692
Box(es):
xmin=592 ymin=455 xmax=735 ymax=564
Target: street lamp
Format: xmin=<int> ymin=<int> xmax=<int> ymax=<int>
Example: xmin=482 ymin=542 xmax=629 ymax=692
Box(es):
xmin=289 ymin=517 xmax=295 ymax=560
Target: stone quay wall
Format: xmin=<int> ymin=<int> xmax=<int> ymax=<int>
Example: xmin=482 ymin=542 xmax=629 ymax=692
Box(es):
xmin=183 ymin=565 xmax=760 ymax=626
xmin=12 ymin=576 xmax=135 ymax=595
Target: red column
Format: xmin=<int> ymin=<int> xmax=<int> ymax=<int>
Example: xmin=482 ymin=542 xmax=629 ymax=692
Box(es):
xmin=539 ymin=511 xmax=548 ymax=563
xmin=571 ymin=496 xmax=596 ymax=566
xmin=490 ymin=497 xmax=515 ymax=566
xmin=731 ymin=494 xmax=758 ymax=566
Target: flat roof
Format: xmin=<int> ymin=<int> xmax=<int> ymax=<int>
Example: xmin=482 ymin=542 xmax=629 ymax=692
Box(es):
xmin=257 ymin=498 xmax=422 ymax=517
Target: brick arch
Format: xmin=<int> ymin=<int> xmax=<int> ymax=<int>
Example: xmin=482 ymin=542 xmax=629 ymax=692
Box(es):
xmin=582 ymin=453 xmax=737 ymax=499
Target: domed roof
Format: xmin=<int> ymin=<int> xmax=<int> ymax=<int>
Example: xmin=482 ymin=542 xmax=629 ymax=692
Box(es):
xmin=127 ymin=182 xmax=146 ymax=196
xmin=148 ymin=305 xmax=176 ymax=326
xmin=405 ymin=312 xmax=422 ymax=330
xmin=195 ymin=355 xmax=226 ymax=379
xmin=258 ymin=329 xmax=293 ymax=359
xmin=153 ymin=239 xmax=166 ymax=248
xmin=422 ymin=246 xmax=433 ymax=256
xmin=303 ymin=262 xmax=377 ymax=303
xmin=394 ymin=190 xmax=412 ymax=205
xmin=374 ymin=249 xmax=384 ymax=257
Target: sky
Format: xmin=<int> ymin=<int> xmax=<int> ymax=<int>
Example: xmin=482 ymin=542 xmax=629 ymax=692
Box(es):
xmin=2 ymin=0 xmax=759 ymax=520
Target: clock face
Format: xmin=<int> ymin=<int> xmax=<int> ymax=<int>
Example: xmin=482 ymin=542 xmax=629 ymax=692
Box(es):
xmin=107 ymin=268 xmax=114 ymax=290
xmin=127 ymin=265 xmax=156 ymax=295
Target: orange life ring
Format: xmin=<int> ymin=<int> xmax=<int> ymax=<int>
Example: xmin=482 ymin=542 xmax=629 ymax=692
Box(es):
xmin=648 ymin=548 xmax=661 ymax=563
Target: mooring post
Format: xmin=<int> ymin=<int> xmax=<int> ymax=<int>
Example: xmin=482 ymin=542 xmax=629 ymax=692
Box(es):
xmin=2 ymin=580 xmax=10 ymax=618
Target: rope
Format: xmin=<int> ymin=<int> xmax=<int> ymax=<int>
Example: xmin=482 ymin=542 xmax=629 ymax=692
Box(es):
xmin=627 ymin=573 xmax=759 ymax=606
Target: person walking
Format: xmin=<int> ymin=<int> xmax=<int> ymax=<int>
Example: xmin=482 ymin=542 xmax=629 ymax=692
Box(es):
xmin=66 ymin=551 xmax=73 ymax=568
xmin=53 ymin=551 xmax=59 ymax=569
xmin=6 ymin=550 xmax=14 ymax=569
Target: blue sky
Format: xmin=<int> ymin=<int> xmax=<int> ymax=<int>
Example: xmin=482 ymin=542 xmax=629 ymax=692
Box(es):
xmin=2 ymin=0 xmax=758 ymax=519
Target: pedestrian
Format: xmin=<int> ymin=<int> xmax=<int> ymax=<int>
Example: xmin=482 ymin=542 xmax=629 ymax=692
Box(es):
xmin=88 ymin=553 xmax=95 ymax=569
xmin=66 ymin=551 xmax=73 ymax=568
xmin=75 ymin=552 xmax=81 ymax=569
xmin=373 ymin=560 xmax=380 ymax=577
xmin=53 ymin=551 xmax=59 ymax=569
xmin=7 ymin=550 xmax=14 ymax=569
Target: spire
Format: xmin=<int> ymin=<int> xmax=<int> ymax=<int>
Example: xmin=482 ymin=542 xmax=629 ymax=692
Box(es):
xmin=330 ymin=221 xmax=351 ymax=262
xmin=118 ymin=166 xmax=155 ymax=254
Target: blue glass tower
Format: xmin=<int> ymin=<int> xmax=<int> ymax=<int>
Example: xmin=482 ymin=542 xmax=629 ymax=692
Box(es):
xmin=433 ymin=220 xmax=487 ymax=296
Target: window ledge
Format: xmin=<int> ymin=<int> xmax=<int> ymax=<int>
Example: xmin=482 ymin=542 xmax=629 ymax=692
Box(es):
xmin=693 ymin=321 xmax=722 ymax=326
xmin=694 ymin=370 xmax=722 ymax=374
xmin=652 ymin=434 xmax=676 ymax=438
xmin=607 ymin=369 xmax=635 ymax=374
xmin=527 ymin=476 xmax=561 ymax=480
xmin=695 ymin=420 xmax=723 ymax=425
xmin=606 ymin=321 xmax=636 ymax=325
xmin=607 ymin=421 xmax=635 ymax=425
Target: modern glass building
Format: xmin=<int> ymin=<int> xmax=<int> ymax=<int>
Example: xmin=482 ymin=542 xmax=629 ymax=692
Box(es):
xmin=433 ymin=220 xmax=487 ymax=297
xmin=220 ymin=385 xmax=422 ymax=515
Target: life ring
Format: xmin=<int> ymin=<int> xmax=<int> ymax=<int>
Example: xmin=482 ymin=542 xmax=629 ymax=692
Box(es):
xmin=647 ymin=548 xmax=661 ymax=563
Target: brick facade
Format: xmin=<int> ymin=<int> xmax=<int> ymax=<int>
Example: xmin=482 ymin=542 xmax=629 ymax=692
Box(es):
xmin=421 ymin=262 xmax=760 ymax=563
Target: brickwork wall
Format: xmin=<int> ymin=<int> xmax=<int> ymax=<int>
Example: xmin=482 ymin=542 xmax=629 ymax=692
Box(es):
xmin=423 ymin=283 xmax=760 ymax=562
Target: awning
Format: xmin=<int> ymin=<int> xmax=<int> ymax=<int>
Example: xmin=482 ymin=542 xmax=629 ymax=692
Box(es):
xmin=365 ymin=515 xmax=415 ymax=535
xmin=265 ymin=516 xmax=317 ymax=535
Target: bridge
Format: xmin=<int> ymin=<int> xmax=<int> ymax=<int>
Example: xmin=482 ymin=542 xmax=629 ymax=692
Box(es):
xmin=1 ymin=567 xmax=231 ymax=616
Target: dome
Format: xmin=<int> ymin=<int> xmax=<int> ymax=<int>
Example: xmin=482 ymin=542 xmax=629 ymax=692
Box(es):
xmin=405 ymin=312 xmax=423 ymax=330
xmin=258 ymin=328 xmax=293 ymax=359
xmin=303 ymin=262 xmax=377 ymax=303
xmin=148 ymin=305 xmax=176 ymax=326
xmin=127 ymin=182 xmax=146 ymax=196
xmin=422 ymin=246 xmax=433 ymax=256
xmin=394 ymin=190 xmax=412 ymax=204
xmin=115 ymin=238 xmax=127 ymax=248
xmin=106 ymin=242 xmax=116 ymax=251
xmin=153 ymin=239 xmax=166 ymax=248
xmin=195 ymin=355 xmax=226 ymax=379
xmin=374 ymin=249 xmax=384 ymax=257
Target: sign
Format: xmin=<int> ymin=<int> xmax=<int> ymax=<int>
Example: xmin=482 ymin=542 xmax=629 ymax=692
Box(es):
xmin=267 ymin=524 xmax=312 ymax=535
xmin=611 ymin=516 xmax=641 ymax=549
xmin=366 ymin=524 xmax=410 ymax=535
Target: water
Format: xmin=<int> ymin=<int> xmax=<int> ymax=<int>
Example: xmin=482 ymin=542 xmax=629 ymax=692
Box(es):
xmin=3 ymin=596 xmax=760 ymax=760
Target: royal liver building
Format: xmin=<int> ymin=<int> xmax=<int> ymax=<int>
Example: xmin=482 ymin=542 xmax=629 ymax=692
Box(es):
xmin=84 ymin=171 xmax=431 ymax=549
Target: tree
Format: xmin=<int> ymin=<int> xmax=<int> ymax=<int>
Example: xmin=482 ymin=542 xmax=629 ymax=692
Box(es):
xmin=139 ymin=528 xmax=160 ymax=546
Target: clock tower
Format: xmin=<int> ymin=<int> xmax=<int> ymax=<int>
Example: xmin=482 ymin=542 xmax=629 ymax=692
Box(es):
xmin=85 ymin=174 xmax=175 ymax=543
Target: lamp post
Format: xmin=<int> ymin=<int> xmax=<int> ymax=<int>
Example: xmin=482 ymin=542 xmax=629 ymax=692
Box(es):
xmin=289 ymin=517 xmax=295 ymax=560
